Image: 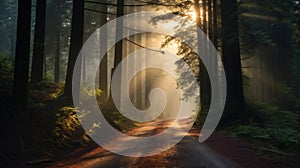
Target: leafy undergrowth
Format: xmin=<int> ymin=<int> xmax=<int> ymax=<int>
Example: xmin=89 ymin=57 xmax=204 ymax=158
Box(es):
xmin=24 ymin=82 xmax=136 ymax=158
xmin=227 ymin=102 xmax=300 ymax=167
xmin=20 ymin=82 xmax=87 ymax=157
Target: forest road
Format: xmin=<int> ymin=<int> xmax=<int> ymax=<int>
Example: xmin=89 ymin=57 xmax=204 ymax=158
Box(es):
xmin=48 ymin=120 xmax=240 ymax=168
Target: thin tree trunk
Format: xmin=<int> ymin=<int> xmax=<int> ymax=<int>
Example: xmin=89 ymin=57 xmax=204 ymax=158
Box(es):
xmin=208 ymin=0 xmax=213 ymax=40
xmin=64 ymin=0 xmax=84 ymax=100
xmin=112 ymin=0 xmax=124 ymax=105
xmin=202 ymin=0 xmax=207 ymax=34
xmin=212 ymin=0 xmax=218 ymax=47
xmin=54 ymin=32 xmax=60 ymax=83
xmin=211 ymin=0 xmax=219 ymax=106
xmin=99 ymin=2 xmax=108 ymax=99
xmin=136 ymin=33 xmax=142 ymax=109
xmin=114 ymin=0 xmax=124 ymax=68
xmin=54 ymin=0 xmax=62 ymax=83
xmin=13 ymin=0 xmax=32 ymax=111
xmin=220 ymin=0 xmax=245 ymax=121
xmin=31 ymin=0 xmax=46 ymax=83
xmin=198 ymin=0 xmax=211 ymax=111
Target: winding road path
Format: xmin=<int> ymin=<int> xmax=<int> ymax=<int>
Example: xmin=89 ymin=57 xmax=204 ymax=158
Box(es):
xmin=48 ymin=120 xmax=240 ymax=168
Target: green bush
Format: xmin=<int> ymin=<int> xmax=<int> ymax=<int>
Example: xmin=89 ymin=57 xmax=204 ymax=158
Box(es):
xmin=274 ymin=82 xmax=298 ymax=111
xmin=234 ymin=103 xmax=300 ymax=151
xmin=266 ymin=110 xmax=299 ymax=129
xmin=268 ymin=128 xmax=300 ymax=149
xmin=234 ymin=123 xmax=270 ymax=140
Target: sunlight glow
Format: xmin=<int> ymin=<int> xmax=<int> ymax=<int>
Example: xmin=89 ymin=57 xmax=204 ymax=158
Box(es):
xmin=187 ymin=11 xmax=197 ymax=21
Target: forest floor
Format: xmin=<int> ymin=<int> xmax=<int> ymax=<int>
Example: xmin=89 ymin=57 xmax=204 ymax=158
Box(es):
xmin=0 ymin=116 xmax=294 ymax=168
xmin=0 ymin=81 xmax=295 ymax=167
xmin=42 ymin=121 xmax=288 ymax=168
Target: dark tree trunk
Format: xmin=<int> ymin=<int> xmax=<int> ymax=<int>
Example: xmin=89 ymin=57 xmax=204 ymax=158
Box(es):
xmin=99 ymin=2 xmax=108 ymax=99
xmin=54 ymin=31 xmax=60 ymax=83
xmin=212 ymin=0 xmax=218 ymax=47
xmin=208 ymin=0 xmax=213 ymax=40
xmin=113 ymin=0 xmax=124 ymax=68
xmin=220 ymin=0 xmax=245 ymax=121
xmin=31 ymin=0 xmax=46 ymax=83
xmin=111 ymin=0 xmax=124 ymax=104
xmin=136 ymin=33 xmax=142 ymax=109
xmin=197 ymin=0 xmax=211 ymax=112
xmin=54 ymin=0 xmax=61 ymax=83
xmin=64 ymin=0 xmax=84 ymax=100
xmin=202 ymin=0 xmax=207 ymax=34
xmin=13 ymin=0 xmax=32 ymax=111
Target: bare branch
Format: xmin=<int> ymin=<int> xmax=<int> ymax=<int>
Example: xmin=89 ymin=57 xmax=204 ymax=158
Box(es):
xmin=124 ymin=38 xmax=165 ymax=54
xmin=134 ymin=0 xmax=179 ymax=7
xmin=84 ymin=8 xmax=117 ymax=15
xmin=85 ymin=0 xmax=147 ymax=7
xmin=85 ymin=0 xmax=181 ymax=7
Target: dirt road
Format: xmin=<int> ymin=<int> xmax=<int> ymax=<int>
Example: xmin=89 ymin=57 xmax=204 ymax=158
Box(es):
xmin=47 ymin=120 xmax=240 ymax=168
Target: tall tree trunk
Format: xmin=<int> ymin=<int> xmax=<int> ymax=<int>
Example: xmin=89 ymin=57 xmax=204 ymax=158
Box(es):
xmin=212 ymin=0 xmax=218 ymax=47
xmin=111 ymin=0 xmax=124 ymax=105
xmin=136 ymin=33 xmax=142 ymax=109
xmin=202 ymin=0 xmax=207 ymax=34
xmin=197 ymin=0 xmax=211 ymax=112
xmin=13 ymin=0 xmax=32 ymax=111
xmin=31 ymin=0 xmax=46 ymax=83
xmin=54 ymin=0 xmax=61 ymax=83
xmin=54 ymin=31 xmax=60 ymax=83
xmin=114 ymin=0 xmax=124 ymax=68
xmin=64 ymin=0 xmax=84 ymax=100
xmin=208 ymin=0 xmax=213 ymax=40
xmin=99 ymin=2 xmax=108 ymax=99
xmin=220 ymin=0 xmax=245 ymax=122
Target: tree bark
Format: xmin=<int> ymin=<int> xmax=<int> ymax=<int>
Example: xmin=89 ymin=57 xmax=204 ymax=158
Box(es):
xmin=212 ymin=0 xmax=218 ymax=47
xmin=208 ymin=0 xmax=213 ymax=40
xmin=220 ymin=0 xmax=245 ymax=122
xmin=114 ymin=0 xmax=124 ymax=68
xmin=54 ymin=0 xmax=62 ymax=83
xmin=99 ymin=2 xmax=108 ymax=99
xmin=54 ymin=31 xmax=60 ymax=83
xmin=13 ymin=0 xmax=32 ymax=111
xmin=111 ymin=0 xmax=124 ymax=105
xmin=197 ymin=0 xmax=211 ymax=112
xmin=31 ymin=0 xmax=46 ymax=83
xmin=64 ymin=0 xmax=84 ymax=100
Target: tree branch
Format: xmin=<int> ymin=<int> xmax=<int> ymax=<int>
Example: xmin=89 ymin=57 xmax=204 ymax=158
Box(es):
xmin=84 ymin=8 xmax=117 ymax=15
xmin=85 ymin=0 xmax=180 ymax=7
xmin=124 ymin=38 xmax=165 ymax=54
xmin=134 ymin=0 xmax=179 ymax=7
xmin=85 ymin=0 xmax=147 ymax=7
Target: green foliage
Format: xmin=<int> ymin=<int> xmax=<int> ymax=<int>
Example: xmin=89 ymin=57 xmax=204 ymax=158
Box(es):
xmin=266 ymin=110 xmax=299 ymax=129
xmin=273 ymin=82 xmax=298 ymax=111
xmin=100 ymin=99 xmax=136 ymax=132
xmin=26 ymin=82 xmax=89 ymax=150
xmin=29 ymin=81 xmax=64 ymax=103
xmin=235 ymin=124 xmax=300 ymax=150
xmin=234 ymin=103 xmax=300 ymax=152
xmin=234 ymin=123 xmax=270 ymax=140
xmin=76 ymin=87 xmax=136 ymax=132
xmin=54 ymin=106 xmax=89 ymax=146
